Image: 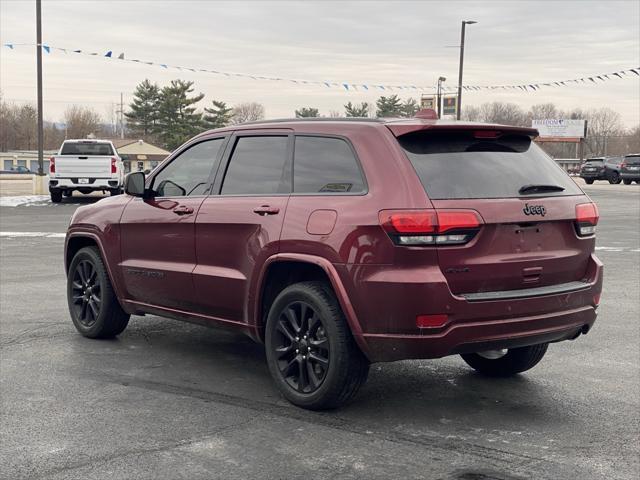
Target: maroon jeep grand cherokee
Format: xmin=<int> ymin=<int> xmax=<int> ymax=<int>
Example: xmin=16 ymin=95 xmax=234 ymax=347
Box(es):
xmin=65 ymin=115 xmax=603 ymax=409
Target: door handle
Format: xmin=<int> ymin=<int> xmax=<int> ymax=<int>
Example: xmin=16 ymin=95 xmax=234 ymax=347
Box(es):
xmin=253 ymin=205 xmax=280 ymax=216
xmin=173 ymin=205 xmax=194 ymax=215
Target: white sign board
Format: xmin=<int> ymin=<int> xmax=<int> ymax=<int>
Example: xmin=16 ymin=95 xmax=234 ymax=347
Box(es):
xmin=532 ymin=119 xmax=586 ymax=138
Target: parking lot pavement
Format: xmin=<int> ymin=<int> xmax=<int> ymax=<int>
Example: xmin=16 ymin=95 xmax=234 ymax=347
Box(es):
xmin=1 ymin=184 xmax=638 ymax=480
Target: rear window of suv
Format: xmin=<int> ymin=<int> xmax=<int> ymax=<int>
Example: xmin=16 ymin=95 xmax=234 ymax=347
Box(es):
xmin=624 ymin=155 xmax=640 ymax=165
xmin=397 ymin=130 xmax=582 ymax=199
xmin=60 ymin=142 xmax=114 ymax=156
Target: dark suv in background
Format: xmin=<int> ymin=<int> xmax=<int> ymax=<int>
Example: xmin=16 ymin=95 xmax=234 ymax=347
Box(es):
xmin=579 ymin=156 xmax=624 ymax=184
xmin=620 ymin=154 xmax=640 ymax=184
xmin=64 ymin=114 xmax=603 ymax=409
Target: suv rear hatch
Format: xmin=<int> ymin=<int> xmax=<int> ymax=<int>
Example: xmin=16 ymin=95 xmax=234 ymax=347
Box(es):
xmin=390 ymin=126 xmax=595 ymax=296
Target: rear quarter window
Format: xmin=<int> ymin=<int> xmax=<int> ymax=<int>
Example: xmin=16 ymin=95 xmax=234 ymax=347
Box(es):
xmin=293 ymin=136 xmax=366 ymax=193
xmin=397 ymin=130 xmax=582 ymax=200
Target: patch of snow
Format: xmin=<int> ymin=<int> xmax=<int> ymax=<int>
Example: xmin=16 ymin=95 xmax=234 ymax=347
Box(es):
xmin=0 ymin=231 xmax=66 ymax=238
xmin=0 ymin=195 xmax=49 ymax=207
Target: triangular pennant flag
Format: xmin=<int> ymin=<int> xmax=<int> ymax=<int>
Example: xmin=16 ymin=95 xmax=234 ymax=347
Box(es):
xmin=104 ymin=51 xmax=112 ymax=57
xmin=42 ymin=45 xmax=50 ymax=53
xmin=342 ymin=83 xmax=349 ymax=90
xmin=597 ymin=76 xmax=604 ymax=81
xmin=160 ymin=64 xmax=167 ymax=68
xmin=117 ymin=53 xmax=124 ymax=60
xmin=324 ymin=82 xmax=331 ymax=87
xmin=613 ymin=72 xmax=622 ymax=78
xmin=362 ymin=84 xmax=368 ymax=90
xmin=631 ymin=69 xmax=639 ymax=76
xmin=73 ymin=49 xmax=81 ymax=53
xmin=589 ymin=77 xmax=596 ymax=83
xmin=4 ymin=44 xmax=14 ymax=49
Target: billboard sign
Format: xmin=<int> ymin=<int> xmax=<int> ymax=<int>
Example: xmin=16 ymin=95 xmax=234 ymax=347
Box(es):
xmin=532 ymin=119 xmax=586 ymax=139
xmin=442 ymin=96 xmax=458 ymax=116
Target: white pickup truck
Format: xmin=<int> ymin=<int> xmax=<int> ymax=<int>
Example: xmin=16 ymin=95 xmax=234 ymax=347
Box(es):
xmin=48 ymin=139 xmax=125 ymax=202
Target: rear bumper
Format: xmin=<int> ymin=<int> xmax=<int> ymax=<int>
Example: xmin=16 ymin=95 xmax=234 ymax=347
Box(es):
xmin=345 ymin=254 xmax=603 ymax=362
xmin=50 ymin=177 xmax=121 ymax=190
xmin=620 ymin=172 xmax=640 ymax=180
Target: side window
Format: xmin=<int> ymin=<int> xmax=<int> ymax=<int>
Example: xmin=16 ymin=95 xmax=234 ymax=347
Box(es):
xmin=293 ymin=136 xmax=366 ymax=193
xmin=221 ymin=136 xmax=290 ymax=195
xmin=152 ymin=138 xmax=224 ymax=197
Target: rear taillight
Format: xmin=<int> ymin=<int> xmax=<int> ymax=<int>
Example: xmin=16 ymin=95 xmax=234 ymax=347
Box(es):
xmin=49 ymin=157 xmax=55 ymax=174
xmin=379 ymin=209 xmax=483 ymax=246
xmin=575 ymin=202 xmax=599 ymax=236
xmin=111 ymin=157 xmax=117 ymax=174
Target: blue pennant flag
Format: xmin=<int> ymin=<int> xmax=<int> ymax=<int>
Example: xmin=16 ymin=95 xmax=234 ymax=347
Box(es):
xmin=342 ymin=83 xmax=349 ymax=90
xmin=42 ymin=45 xmax=50 ymax=53
xmin=160 ymin=64 xmax=168 ymax=68
xmin=105 ymin=51 xmax=112 ymax=57
xmin=4 ymin=44 xmax=14 ymax=49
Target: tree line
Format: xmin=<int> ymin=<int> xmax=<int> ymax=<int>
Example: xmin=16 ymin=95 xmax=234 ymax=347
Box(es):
xmin=1 ymin=83 xmax=638 ymax=157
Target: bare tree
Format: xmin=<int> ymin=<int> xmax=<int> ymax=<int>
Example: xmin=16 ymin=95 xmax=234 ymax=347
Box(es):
xmin=478 ymin=102 xmax=527 ymax=126
xmin=231 ymin=102 xmax=265 ymax=124
xmin=583 ymin=108 xmax=625 ymax=156
xmin=328 ymin=110 xmax=342 ymax=118
xmin=462 ymin=105 xmax=481 ymax=122
xmin=64 ymin=105 xmax=103 ymax=139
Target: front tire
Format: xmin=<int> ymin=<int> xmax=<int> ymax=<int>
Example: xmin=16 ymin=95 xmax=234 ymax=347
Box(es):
xmin=623 ymin=179 xmax=632 ymax=185
xmin=608 ymin=172 xmax=621 ymax=184
xmin=265 ymin=281 xmax=369 ymax=410
xmin=67 ymin=246 xmax=130 ymax=338
xmin=461 ymin=344 xmax=548 ymax=377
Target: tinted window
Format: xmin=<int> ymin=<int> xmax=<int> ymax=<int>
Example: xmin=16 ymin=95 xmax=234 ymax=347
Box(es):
xmin=221 ymin=136 xmax=290 ymax=195
xmin=398 ymin=131 xmax=582 ymax=199
xmin=152 ymin=138 xmax=224 ymax=197
xmin=294 ymin=136 xmax=365 ymax=193
xmin=625 ymin=155 xmax=640 ymax=165
xmin=61 ymin=142 xmax=114 ymax=156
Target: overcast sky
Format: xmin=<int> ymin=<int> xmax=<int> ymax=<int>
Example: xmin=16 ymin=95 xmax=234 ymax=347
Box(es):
xmin=1 ymin=0 xmax=639 ymax=126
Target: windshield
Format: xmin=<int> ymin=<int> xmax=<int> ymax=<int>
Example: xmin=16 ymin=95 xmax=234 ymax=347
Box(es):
xmin=60 ymin=142 xmax=114 ymax=156
xmin=397 ymin=130 xmax=582 ymax=200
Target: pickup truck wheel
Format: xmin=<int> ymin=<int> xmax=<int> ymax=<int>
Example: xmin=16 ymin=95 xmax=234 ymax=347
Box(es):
xmin=461 ymin=343 xmax=548 ymax=377
xmin=67 ymin=246 xmax=129 ymax=338
xmin=265 ymin=281 xmax=369 ymax=410
xmin=623 ymin=179 xmax=632 ymax=185
xmin=50 ymin=190 xmax=62 ymax=203
xmin=584 ymin=179 xmax=594 ymax=185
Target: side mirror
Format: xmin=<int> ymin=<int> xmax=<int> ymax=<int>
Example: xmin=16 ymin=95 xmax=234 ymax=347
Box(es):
xmin=124 ymin=171 xmax=147 ymax=197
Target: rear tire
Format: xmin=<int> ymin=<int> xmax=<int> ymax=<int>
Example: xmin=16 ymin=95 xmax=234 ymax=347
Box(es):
xmin=67 ymin=246 xmax=130 ymax=338
xmin=585 ymin=179 xmax=594 ymax=185
xmin=623 ymin=179 xmax=632 ymax=185
xmin=461 ymin=344 xmax=548 ymax=377
xmin=265 ymin=281 xmax=369 ymax=410
xmin=50 ymin=190 xmax=62 ymax=203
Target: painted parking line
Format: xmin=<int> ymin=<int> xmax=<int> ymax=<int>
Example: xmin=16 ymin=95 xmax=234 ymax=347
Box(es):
xmin=1 ymin=231 xmax=637 ymax=253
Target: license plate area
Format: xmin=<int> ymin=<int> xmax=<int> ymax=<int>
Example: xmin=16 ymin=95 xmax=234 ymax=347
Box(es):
xmin=78 ymin=178 xmax=89 ymax=184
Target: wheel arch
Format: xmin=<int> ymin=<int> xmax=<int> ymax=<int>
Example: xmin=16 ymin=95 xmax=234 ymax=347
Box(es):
xmin=253 ymin=253 xmax=370 ymax=359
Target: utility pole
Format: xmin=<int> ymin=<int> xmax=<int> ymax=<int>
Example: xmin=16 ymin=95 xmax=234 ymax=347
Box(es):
xmin=36 ymin=0 xmax=44 ymax=175
xmin=120 ymin=93 xmax=125 ymax=139
xmin=457 ymin=20 xmax=477 ymax=120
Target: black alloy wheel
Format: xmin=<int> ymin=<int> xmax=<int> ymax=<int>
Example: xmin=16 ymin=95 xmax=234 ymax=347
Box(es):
xmin=70 ymin=259 xmax=102 ymax=327
xmin=273 ymin=301 xmax=330 ymax=394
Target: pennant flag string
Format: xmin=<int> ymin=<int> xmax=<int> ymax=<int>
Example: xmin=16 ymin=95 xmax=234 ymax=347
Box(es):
xmin=3 ymin=43 xmax=638 ymax=93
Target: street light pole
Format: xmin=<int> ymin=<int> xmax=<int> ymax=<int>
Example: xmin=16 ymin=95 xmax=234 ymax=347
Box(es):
xmin=457 ymin=20 xmax=477 ymax=120
xmin=36 ymin=0 xmax=44 ymax=175
xmin=437 ymin=76 xmax=446 ymax=118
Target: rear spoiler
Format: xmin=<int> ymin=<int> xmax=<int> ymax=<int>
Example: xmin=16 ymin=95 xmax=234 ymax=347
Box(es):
xmin=385 ymin=122 xmax=539 ymax=139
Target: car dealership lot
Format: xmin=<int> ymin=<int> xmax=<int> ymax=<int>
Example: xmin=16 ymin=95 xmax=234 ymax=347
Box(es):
xmin=1 ymin=182 xmax=638 ymax=480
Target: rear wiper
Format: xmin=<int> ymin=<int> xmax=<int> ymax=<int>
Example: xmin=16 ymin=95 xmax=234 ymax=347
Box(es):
xmin=518 ymin=184 xmax=565 ymax=194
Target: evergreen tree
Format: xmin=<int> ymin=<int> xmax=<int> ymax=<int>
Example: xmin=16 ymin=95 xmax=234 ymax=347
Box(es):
xmin=295 ymin=107 xmax=320 ymax=118
xmin=204 ymin=100 xmax=233 ymax=129
xmin=125 ymin=79 xmax=161 ymax=138
xmin=344 ymin=101 xmax=370 ymax=117
xmin=401 ymin=98 xmax=419 ymax=118
xmin=375 ymin=95 xmax=403 ymax=117
xmin=156 ymin=80 xmax=205 ymax=149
